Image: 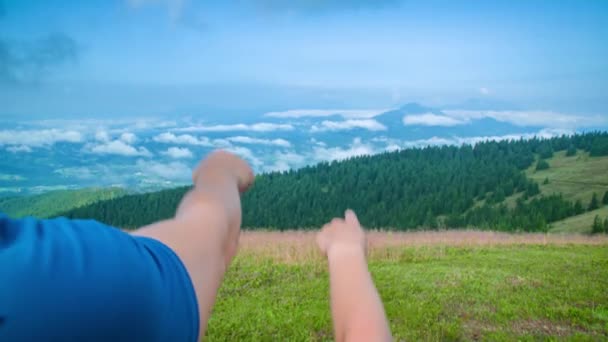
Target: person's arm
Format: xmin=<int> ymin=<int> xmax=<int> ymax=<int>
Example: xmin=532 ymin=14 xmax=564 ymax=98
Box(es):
xmin=131 ymin=150 xmax=254 ymax=340
xmin=317 ymin=210 xmax=392 ymax=342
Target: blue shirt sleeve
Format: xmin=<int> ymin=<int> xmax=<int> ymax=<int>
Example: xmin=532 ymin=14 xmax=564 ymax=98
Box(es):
xmin=0 ymin=213 xmax=199 ymax=342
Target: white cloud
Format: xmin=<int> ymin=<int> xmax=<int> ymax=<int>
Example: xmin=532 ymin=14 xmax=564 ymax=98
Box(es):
xmin=131 ymin=119 xmax=177 ymax=130
xmin=6 ymin=145 xmax=33 ymax=153
xmin=220 ymin=146 xmax=263 ymax=167
xmin=162 ymin=147 xmax=194 ymax=159
xmin=89 ymin=140 xmax=152 ymax=157
xmin=309 ymin=138 xmax=326 ymax=147
xmin=385 ymin=144 xmax=401 ymax=152
xmin=226 ymin=136 xmax=291 ymax=147
xmin=264 ymin=151 xmax=307 ymax=172
xmin=456 ymin=128 xmax=574 ymax=146
xmin=54 ymin=167 xmax=95 ymax=180
xmin=313 ymin=138 xmax=375 ymax=162
xmin=264 ymin=109 xmax=389 ymax=119
xmin=442 ymin=110 xmax=605 ymax=128
xmin=402 ymin=113 xmax=467 ymax=127
xmin=175 ymin=123 xmax=294 ymax=133
xmin=153 ymin=132 xmax=212 ymax=146
xmin=212 ymin=138 xmax=233 ymax=148
xmin=136 ymin=159 xmax=191 ymax=180
xmin=119 ymin=132 xmax=137 ymax=144
xmin=479 ymin=87 xmax=490 ymax=95
xmin=310 ymin=119 xmax=387 ymax=132
xmin=95 ymin=130 xmax=111 ymax=142
xmin=396 ymin=128 xmax=574 ymax=149
xmin=0 ymin=174 xmax=26 ymax=181
xmin=0 ymin=129 xmax=83 ymax=147
xmin=401 ymin=136 xmax=457 ymax=148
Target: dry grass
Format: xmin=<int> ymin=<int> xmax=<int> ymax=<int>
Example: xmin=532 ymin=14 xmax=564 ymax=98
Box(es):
xmin=237 ymin=230 xmax=608 ymax=263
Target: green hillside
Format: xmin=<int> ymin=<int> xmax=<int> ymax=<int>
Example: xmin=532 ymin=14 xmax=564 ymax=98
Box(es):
xmin=59 ymin=132 xmax=608 ymax=232
xmin=549 ymin=206 xmax=608 ymax=233
xmin=528 ymin=150 xmax=608 ymax=204
xmin=524 ymin=150 xmax=608 ymax=233
xmin=0 ymin=187 xmax=127 ymax=219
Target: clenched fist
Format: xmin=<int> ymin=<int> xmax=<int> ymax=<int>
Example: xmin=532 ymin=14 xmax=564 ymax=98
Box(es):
xmin=317 ymin=209 xmax=367 ymax=259
xmin=193 ymin=150 xmax=254 ymax=193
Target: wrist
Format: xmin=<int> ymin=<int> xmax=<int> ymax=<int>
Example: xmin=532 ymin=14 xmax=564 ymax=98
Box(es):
xmin=327 ymin=243 xmax=366 ymax=261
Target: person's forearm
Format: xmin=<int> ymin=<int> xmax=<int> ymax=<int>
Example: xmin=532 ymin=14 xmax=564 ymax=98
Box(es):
xmin=132 ymin=174 xmax=240 ymax=338
xmin=328 ymin=247 xmax=391 ymax=342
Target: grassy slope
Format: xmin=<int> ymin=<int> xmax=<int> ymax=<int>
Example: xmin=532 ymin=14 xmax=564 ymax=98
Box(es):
xmin=208 ymin=246 xmax=608 ymax=341
xmin=499 ymin=150 xmax=608 ymax=233
xmin=551 ymin=206 xmax=608 ymax=234
xmin=528 ymin=150 xmax=608 ymax=204
xmin=533 ymin=151 xmax=608 ymax=233
xmin=0 ymin=187 xmax=127 ymax=218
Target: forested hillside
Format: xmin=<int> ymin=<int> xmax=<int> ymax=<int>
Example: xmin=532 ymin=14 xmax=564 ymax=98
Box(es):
xmin=0 ymin=188 xmax=126 ymax=219
xmin=60 ymin=132 xmax=608 ymax=231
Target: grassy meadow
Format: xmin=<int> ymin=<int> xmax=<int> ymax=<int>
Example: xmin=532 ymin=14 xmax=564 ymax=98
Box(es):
xmin=206 ymin=231 xmax=608 ymax=341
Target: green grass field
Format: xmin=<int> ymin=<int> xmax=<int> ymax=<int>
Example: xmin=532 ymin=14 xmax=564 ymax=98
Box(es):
xmin=207 ymin=242 xmax=608 ymax=341
xmin=0 ymin=187 xmax=126 ymax=218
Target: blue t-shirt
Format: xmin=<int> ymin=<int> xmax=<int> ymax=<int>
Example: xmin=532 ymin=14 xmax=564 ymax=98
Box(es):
xmin=0 ymin=213 xmax=199 ymax=341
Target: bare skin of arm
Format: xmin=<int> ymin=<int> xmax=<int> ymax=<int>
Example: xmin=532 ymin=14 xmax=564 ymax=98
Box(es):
xmin=317 ymin=210 xmax=392 ymax=342
xmin=131 ymin=150 xmax=254 ymax=340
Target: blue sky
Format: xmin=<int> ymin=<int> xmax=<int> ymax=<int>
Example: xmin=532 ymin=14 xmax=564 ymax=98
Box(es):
xmin=1 ymin=0 xmax=607 ymax=118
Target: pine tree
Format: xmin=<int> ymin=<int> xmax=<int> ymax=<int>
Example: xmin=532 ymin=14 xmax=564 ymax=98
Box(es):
xmin=566 ymin=145 xmax=577 ymax=156
xmin=603 ymin=191 xmax=608 ymax=205
xmin=574 ymin=200 xmax=584 ymax=215
xmin=589 ymin=193 xmax=600 ymax=211
xmin=536 ymin=159 xmax=550 ymax=171
xmin=543 ymin=177 xmax=549 ymax=185
xmin=526 ymin=182 xmax=540 ymax=197
xmin=592 ymin=215 xmax=603 ymax=234
xmin=538 ymin=143 xmax=554 ymax=159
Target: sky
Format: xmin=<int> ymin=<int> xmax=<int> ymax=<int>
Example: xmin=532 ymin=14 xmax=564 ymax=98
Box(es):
xmin=1 ymin=0 xmax=607 ymax=118
xmin=0 ymin=0 xmax=607 ymax=194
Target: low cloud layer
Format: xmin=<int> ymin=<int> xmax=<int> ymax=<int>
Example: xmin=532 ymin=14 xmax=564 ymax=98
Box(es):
xmin=0 ymin=129 xmax=83 ymax=147
xmin=226 ymin=136 xmax=291 ymax=147
xmin=313 ymin=137 xmax=375 ymax=162
xmin=88 ymin=140 xmax=152 ymax=157
xmin=442 ymin=110 xmax=606 ymax=128
xmin=225 ymin=146 xmax=263 ymax=167
xmin=393 ymin=128 xmax=574 ymax=149
xmin=311 ymin=119 xmax=386 ymax=132
xmin=175 ymin=123 xmax=294 ymax=133
xmin=265 ymin=109 xmax=388 ymax=119
xmin=401 ymin=110 xmax=606 ymax=129
xmin=0 ymin=109 xmax=604 ymax=194
xmin=162 ymin=146 xmax=193 ymax=159
xmin=403 ymin=113 xmax=466 ymax=127
xmin=153 ymin=132 xmax=213 ymax=146
xmin=136 ymin=159 xmax=191 ymax=181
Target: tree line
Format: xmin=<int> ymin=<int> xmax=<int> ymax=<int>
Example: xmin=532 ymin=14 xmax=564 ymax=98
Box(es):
xmin=60 ymin=132 xmax=608 ymax=232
